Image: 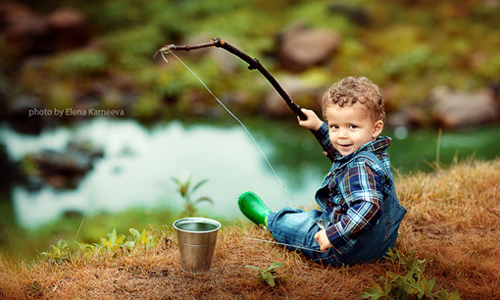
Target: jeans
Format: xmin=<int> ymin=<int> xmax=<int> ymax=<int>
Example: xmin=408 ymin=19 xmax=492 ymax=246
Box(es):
xmin=266 ymin=182 xmax=406 ymax=266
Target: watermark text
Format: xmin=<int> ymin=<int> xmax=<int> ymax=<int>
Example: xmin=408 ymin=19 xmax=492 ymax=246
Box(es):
xmin=28 ymin=108 xmax=125 ymax=118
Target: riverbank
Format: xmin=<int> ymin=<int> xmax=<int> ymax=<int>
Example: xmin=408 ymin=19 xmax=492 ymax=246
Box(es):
xmin=1 ymin=158 xmax=499 ymax=299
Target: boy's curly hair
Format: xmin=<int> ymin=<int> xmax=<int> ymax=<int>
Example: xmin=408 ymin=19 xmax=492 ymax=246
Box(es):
xmin=322 ymin=76 xmax=385 ymax=122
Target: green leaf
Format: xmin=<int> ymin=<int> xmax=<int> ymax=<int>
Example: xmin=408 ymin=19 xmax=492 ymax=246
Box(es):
xmin=194 ymin=196 xmax=213 ymax=205
xmin=191 ymin=178 xmax=208 ymax=193
xmin=123 ymin=241 xmax=135 ymax=249
xmin=263 ymin=272 xmax=276 ymax=287
xmin=267 ymin=262 xmax=282 ymax=271
xmin=108 ymin=228 xmax=118 ymax=242
xmin=57 ymin=240 xmax=68 ymax=249
xmin=129 ymin=228 xmax=141 ymax=240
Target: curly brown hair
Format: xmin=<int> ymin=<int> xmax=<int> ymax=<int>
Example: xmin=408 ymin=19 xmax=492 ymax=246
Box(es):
xmin=321 ymin=76 xmax=385 ymax=123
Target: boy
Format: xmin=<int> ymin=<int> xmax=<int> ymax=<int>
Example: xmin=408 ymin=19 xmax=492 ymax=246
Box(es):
xmin=238 ymin=76 xmax=407 ymax=266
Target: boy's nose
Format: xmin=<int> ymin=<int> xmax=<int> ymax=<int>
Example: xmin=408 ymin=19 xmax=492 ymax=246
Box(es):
xmin=338 ymin=128 xmax=348 ymax=139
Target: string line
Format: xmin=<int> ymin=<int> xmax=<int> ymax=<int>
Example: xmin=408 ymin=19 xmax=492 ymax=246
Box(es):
xmin=241 ymin=237 xmax=324 ymax=253
xmin=161 ymin=50 xmax=323 ymax=231
xmin=165 ymin=51 xmax=294 ymax=205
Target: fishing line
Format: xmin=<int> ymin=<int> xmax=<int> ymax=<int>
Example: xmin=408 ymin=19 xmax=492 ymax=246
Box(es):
xmin=241 ymin=237 xmax=324 ymax=253
xmin=164 ymin=50 xmax=295 ymax=205
xmin=162 ymin=50 xmax=324 ymax=231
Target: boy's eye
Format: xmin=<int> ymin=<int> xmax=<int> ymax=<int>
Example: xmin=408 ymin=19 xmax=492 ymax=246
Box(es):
xmin=350 ymin=125 xmax=358 ymax=129
xmin=330 ymin=125 xmax=338 ymax=130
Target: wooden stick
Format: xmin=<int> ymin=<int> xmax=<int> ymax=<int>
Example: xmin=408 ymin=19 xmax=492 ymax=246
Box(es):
xmin=159 ymin=38 xmax=336 ymax=162
xmin=160 ymin=38 xmax=307 ymax=121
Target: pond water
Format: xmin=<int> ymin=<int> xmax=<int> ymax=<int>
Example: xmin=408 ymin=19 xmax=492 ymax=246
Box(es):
xmin=1 ymin=117 xmax=498 ymax=229
xmin=0 ymin=118 xmax=324 ymax=228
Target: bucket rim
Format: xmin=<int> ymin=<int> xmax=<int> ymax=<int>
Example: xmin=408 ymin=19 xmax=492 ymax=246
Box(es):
xmin=173 ymin=217 xmax=222 ymax=233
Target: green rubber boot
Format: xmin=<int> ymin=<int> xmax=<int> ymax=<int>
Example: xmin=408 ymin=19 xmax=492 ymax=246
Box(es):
xmin=238 ymin=191 xmax=272 ymax=227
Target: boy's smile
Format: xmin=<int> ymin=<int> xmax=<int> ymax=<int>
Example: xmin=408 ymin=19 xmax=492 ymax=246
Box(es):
xmin=326 ymin=103 xmax=383 ymax=157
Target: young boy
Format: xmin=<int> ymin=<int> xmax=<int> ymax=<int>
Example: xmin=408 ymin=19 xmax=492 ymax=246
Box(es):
xmin=238 ymin=76 xmax=407 ymax=266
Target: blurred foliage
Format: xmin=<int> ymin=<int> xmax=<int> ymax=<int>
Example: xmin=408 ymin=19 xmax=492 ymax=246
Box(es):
xmin=49 ymin=50 xmax=108 ymax=78
xmin=131 ymin=91 xmax=164 ymax=120
xmin=0 ymin=205 xmax=177 ymax=262
xmin=9 ymin=0 xmax=500 ymax=118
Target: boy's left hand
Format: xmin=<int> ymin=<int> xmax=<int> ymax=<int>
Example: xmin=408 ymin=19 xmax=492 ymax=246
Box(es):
xmin=314 ymin=229 xmax=333 ymax=252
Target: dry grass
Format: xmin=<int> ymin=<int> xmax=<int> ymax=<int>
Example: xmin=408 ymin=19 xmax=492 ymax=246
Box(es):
xmin=1 ymin=158 xmax=499 ymax=299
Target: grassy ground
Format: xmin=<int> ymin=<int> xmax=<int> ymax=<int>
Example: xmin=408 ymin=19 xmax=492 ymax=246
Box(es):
xmin=1 ymin=158 xmax=499 ymax=299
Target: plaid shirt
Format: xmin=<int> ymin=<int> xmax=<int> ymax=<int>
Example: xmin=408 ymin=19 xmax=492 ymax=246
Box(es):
xmin=313 ymin=123 xmax=393 ymax=254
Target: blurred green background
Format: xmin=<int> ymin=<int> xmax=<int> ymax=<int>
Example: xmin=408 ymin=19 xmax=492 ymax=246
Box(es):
xmin=1 ymin=0 xmax=499 ymax=121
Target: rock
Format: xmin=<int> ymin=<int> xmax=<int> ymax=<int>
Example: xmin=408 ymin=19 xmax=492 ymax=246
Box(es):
xmin=67 ymin=140 xmax=104 ymax=160
xmin=387 ymin=109 xmax=412 ymax=128
xmin=22 ymin=140 xmax=104 ymax=190
xmin=488 ymin=81 xmax=500 ymax=104
xmin=0 ymin=3 xmax=91 ymax=56
xmin=387 ymin=102 xmax=436 ymax=129
xmin=276 ymin=24 xmax=341 ymax=72
xmin=5 ymin=94 xmax=46 ymax=134
xmin=0 ymin=2 xmax=52 ymax=56
xmin=262 ymin=75 xmax=322 ymax=118
xmin=47 ymin=7 xmax=91 ymax=51
xmin=428 ymin=86 xmax=500 ymax=129
xmin=33 ymin=149 xmax=91 ymax=173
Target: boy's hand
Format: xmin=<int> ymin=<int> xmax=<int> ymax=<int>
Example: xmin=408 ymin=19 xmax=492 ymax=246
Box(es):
xmin=298 ymin=109 xmax=323 ymax=131
xmin=314 ymin=229 xmax=333 ymax=252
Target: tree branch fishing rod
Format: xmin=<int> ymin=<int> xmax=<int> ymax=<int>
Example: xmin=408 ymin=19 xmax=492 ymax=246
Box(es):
xmin=156 ymin=37 xmax=307 ymax=121
xmin=156 ymin=37 xmax=335 ymax=162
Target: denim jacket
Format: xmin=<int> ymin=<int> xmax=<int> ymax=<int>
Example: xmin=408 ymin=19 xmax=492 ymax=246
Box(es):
xmin=313 ymin=123 xmax=406 ymax=256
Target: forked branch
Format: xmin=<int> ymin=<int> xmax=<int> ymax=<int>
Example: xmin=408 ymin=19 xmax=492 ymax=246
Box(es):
xmin=157 ymin=37 xmax=307 ymax=120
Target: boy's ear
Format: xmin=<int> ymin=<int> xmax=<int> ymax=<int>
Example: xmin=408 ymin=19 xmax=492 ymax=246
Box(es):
xmin=372 ymin=120 xmax=384 ymax=138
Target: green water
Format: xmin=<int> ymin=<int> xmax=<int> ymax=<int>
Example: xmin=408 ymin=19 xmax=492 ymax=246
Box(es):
xmin=236 ymin=118 xmax=499 ymax=176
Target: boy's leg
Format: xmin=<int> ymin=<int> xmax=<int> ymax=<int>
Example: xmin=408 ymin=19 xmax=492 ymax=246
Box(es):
xmin=238 ymin=191 xmax=272 ymax=227
xmin=238 ymin=192 xmax=343 ymax=266
xmin=267 ymin=208 xmax=343 ymax=266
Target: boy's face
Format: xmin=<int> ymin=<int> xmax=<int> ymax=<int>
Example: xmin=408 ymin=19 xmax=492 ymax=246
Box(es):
xmin=326 ymin=103 xmax=384 ymax=157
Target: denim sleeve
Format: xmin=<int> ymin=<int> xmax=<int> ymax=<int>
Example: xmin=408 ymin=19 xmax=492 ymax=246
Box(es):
xmin=325 ymin=161 xmax=384 ymax=254
xmin=312 ymin=122 xmax=337 ymax=160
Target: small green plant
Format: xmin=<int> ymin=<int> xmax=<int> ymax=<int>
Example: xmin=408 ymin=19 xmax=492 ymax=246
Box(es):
xmin=95 ymin=228 xmax=126 ymax=255
xmin=171 ymin=174 xmax=214 ymax=217
xmin=361 ymin=249 xmax=460 ymax=300
xmin=77 ymin=227 xmax=159 ymax=256
xmin=125 ymin=228 xmax=156 ymax=249
xmin=77 ymin=228 xmax=126 ymax=256
xmin=245 ymin=262 xmax=290 ymax=287
xmin=41 ymin=239 xmax=70 ymax=264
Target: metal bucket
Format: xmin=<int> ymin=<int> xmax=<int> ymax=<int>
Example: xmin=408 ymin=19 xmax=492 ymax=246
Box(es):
xmin=173 ymin=217 xmax=221 ymax=274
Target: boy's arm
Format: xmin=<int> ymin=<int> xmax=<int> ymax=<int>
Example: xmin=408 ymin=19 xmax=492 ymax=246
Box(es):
xmin=298 ymin=109 xmax=337 ymax=161
xmin=324 ymin=162 xmax=384 ymax=254
xmin=297 ymin=109 xmax=323 ymax=130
